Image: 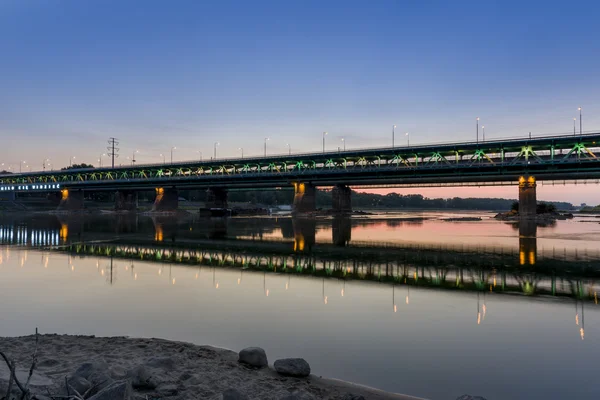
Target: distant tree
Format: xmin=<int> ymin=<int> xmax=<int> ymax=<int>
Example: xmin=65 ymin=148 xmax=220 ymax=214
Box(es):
xmin=0 ymin=170 xmax=13 ymax=174
xmin=61 ymin=163 xmax=94 ymax=170
xmin=511 ymin=201 xmax=519 ymax=212
xmin=536 ymin=202 xmax=557 ymax=214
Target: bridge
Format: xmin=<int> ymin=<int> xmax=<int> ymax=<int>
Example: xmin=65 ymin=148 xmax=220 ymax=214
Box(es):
xmin=2 ymin=133 xmax=600 ymax=214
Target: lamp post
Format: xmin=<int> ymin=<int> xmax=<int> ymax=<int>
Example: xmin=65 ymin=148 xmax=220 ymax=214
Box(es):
xmin=43 ymin=158 xmax=50 ymax=171
xmin=579 ymin=106 xmax=582 ymax=135
xmin=238 ymin=147 xmax=244 ymax=158
xmin=264 ymin=137 xmax=269 ymax=157
xmin=476 ymin=117 xmax=479 ymax=143
xmin=20 ymin=161 xmax=26 ymax=173
xmin=323 ymin=132 xmax=328 ymax=153
xmin=406 ymin=132 xmax=410 ymax=147
xmin=574 ymin=118 xmax=576 ymax=135
xmin=482 ymin=126 xmax=485 ymax=142
xmin=393 ymin=125 xmax=396 ymax=148
xmin=99 ymin=153 xmax=106 ymax=167
xmin=69 ymin=156 xmax=76 ymax=167
xmin=160 ymin=154 xmax=165 ymax=164
xmin=132 ymin=150 xmax=138 ymax=165
xmin=214 ymin=142 xmax=219 ymax=159
xmin=341 ymin=138 xmax=346 ymax=151
xmin=197 ymin=151 xmax=202 ymax=161
xmin=170 ymin=147 xmax=176 ymax=164
xmin=286 ymin=143 xmax=291 ymax=155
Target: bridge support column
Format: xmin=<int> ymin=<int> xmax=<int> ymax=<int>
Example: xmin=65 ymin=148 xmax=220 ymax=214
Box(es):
xmin=332 ymin=184 xmax=352 ymax=213
xmin=57 ymin=189 xmax=84 ymax=211
xmin=206 ymin=187 xmax=228 ymax=209
xmin=292 ymin=182 xmax=316 ymax=214
xmin=518 ymin=175 xmax=537 ymax=219
xmin=152 ymin=187 xmax=178 ymax=212
xmin=115 ymin=190 xmax=138 ymax=212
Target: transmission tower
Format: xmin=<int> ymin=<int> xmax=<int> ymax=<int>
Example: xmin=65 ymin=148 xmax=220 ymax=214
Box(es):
xmin=107 ymin=137 xmax=120 ymax=168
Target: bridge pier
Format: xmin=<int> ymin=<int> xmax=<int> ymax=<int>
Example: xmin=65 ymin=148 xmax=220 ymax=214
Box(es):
xmin=332 ymin=184 xmax=352 ymax=213
xmin=57 ymin=189 xmax=84 ymax=211
xmin=115 ymin=190 xmax=138 ymax=212
xmin=292 ymin=182 xmax=316 ymax=214
xmin=518 ymin=175 xmax=537 ymax=219
xmin=206 ymin=187 xmax=228 ymax=209
xmin=152 ymin=187 xmax=178 ymax=212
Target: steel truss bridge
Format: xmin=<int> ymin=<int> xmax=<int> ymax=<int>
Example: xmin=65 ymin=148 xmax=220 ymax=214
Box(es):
xmin=2 ymin=133 xmax=600 ymax=192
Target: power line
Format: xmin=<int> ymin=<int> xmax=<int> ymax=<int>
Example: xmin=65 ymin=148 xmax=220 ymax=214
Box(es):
xmin=107 ymin=137 xmax=120 ymax=168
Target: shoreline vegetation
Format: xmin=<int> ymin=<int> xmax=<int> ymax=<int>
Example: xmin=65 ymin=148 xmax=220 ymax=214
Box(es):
xmin=0 ymin=334 xmax=438 ymax=400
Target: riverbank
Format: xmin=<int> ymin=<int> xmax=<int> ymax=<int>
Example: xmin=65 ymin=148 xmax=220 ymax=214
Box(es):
xmin=0 ymin=334 xmax=426 ymax=400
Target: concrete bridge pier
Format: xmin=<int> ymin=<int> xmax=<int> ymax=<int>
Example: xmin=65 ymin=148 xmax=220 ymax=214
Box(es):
xmin=292 ymin=182 xmax=316 ymax=214
xmin=115 ymin=190 xmax=138 ymax=212
xmin=518 ymin=175 xmax=537 ymax=219
xmin=153 ymin=187 xmax=178 ymax=212
xmin=332 ymin=184 xmax=352 ymax=213
xmin=206 ymin=187 xmax=228 ymax=209
xmin=57 ymin=189 xmax=84 ymax=211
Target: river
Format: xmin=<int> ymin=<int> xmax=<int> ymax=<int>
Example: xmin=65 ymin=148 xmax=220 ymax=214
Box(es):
xmin=0 ymin=211 xmax=599 ymax=399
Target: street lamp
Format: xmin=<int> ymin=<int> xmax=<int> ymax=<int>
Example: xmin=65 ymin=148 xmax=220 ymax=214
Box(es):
xmin=214 ymin=142 xmax=219 ymax=159
xmin=197 ymin=151 xmax=203 ymax=161
xmin=476 ymin=117 xmax=479 ymax=143
xmin=406 ymin=132 xmax=410 ymax=147
xmin=70 ymin=156 xmax=76 ymax=167
xmin=264 ymin=137 xmax=269 ymax=157
xmin=43 ymin=158 xmax=50 ymax=171
xmin=98 ymin=153 xmax=106 ymax=167
xmin=323 ymin=132 xmax=328 ymax=153
xmin=20 ymin=161 xmax=26 ymax=173
xmin=393 ymin=125 xmax=396 ymax=148
xmin=160 ymin=153 xmax=165 ymax=164
xmin=132 ymin=150 xmax=139 ymax=165
xmin=238 ymin=147 xmax=244 ymax=158
xmin=573 ymin=118 xmax=576 ymax=135
xmin=286 ymin=143 xmax=291 ymax=155
xmin=482 ymin=126 xmax=485 ymax=142
xmin=341 ymin=138 xmax=346 ymax=151
xmin=170 ymin=147 xmax=176 ymax=164
xmin=579 ymin=106 xmax=582 ymax=135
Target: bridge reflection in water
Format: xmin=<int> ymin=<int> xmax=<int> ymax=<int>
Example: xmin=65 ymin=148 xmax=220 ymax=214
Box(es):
xmin=0 ymin=214 xmax=598 ymax=306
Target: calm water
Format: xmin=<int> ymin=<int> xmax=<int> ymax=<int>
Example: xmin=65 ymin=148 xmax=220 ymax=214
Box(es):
xmin=1 ymin=212 xmax=599 ymax=400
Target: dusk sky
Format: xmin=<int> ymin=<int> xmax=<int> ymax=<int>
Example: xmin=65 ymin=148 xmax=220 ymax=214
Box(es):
xmin=1 ymin=0 xmax=599 ymax=204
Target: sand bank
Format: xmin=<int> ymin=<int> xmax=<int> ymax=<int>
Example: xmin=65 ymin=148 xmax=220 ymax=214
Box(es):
xmin=0 ymin=334 xmax=425 ymax=400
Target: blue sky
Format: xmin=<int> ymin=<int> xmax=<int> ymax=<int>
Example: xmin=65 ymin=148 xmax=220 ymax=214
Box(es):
xmin=1 ymin=0 xmax=600 ymax=202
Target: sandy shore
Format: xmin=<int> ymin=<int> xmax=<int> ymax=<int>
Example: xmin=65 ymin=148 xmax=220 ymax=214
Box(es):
xmin=0 ymin=334 xmax=425 ymax=400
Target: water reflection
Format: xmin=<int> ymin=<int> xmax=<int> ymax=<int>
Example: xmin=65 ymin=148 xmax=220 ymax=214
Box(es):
xmin=0 ymin=214 xmax=599 ymax=302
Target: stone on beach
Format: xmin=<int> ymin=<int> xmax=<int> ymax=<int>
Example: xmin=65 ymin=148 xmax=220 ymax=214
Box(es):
xmin=238 ymin=347 xmax=268 ymax=368
xmin=274 ymin=358 xmax=311 ymax=377
xmin=222 ymin=388 xmax=249 ymax=400
xmin=128 ymin=365 xmax=159 ymax=389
